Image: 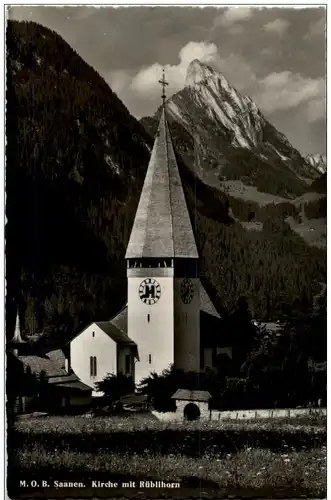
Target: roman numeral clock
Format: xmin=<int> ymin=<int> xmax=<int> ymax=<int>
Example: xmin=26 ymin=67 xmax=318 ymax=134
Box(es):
xmin=180 ymin=278 xmax=194 ymax=304
xmin=139 ymin=278 xmax=161 ymax=305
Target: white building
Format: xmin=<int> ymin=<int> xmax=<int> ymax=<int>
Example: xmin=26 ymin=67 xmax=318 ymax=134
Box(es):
xmin=69 ymin=90 xmax=230 ymax=391
xmin=69 ymin=316 xmax=137 ymax=396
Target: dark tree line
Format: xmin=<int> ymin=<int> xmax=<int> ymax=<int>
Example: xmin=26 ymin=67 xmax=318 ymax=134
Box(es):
xmin=304 ymin=197 xmax=326 ymax=219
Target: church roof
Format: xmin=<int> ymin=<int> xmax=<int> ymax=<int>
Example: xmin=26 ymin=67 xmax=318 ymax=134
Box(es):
xmin=95 ymin=321 xmax=136 ymax=346
xmin=125 ymin=106 xmax=198 ymax=259
xmin=67 ymin=317 xmax=136 ymax=351
xmin=109 ymin=304 xmax=128 ymax=332
xmin=200 ymin=283 xmax=220 ymax=318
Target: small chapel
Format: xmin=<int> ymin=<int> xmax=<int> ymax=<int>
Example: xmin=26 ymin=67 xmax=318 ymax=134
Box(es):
xmin=68 ymin=72 xmax=232 ymax=394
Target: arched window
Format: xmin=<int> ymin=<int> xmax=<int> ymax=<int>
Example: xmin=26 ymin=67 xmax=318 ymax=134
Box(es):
xmin=147 ymin=314 xmax=150 ymax=323
xmin=90 ymin=356 xmax=97 ymax=377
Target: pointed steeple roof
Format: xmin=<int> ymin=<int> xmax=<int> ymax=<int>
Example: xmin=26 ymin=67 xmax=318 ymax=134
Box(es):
xmin=11 ymin=307 xmax=26 ymax=345
xmin=125 ymin=105 xmax=198 ymax=260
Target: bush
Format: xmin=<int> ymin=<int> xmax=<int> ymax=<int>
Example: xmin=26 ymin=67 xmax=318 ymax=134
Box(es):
xmin=95 ymin=373 xmax=135 ymax=402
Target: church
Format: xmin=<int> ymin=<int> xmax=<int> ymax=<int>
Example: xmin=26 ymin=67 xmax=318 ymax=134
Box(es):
xmin=8 ymin=74 xmax=232 ymax=403
xmin=68 ymin=73 xmax=231 ymax=394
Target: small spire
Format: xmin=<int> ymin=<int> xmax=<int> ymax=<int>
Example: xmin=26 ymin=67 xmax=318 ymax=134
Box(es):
xmin=158 ymin=68 xmax=168 ymax=104
xmin=12 ymin=307 xmax=25 ymax=345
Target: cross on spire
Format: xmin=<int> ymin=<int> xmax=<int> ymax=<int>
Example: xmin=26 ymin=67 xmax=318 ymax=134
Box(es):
xmin=158 ymin=69 xmax=168 ymax=104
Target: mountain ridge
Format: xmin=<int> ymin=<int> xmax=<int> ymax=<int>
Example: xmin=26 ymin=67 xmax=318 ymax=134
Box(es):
xmin=145 ymin=59 xmax=318 ymax=200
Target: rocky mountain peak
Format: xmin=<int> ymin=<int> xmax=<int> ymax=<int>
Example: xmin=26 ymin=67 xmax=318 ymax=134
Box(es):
xmin=185 ymin=59 xmax=217 ymax=87
xmin=180 ymin=59 xmax=265 ymax=151
xmin=150 ymin=58 xmax=318 ymax=196
xmin=305 ymin=154 xmax=327 ymax=175
xmin=185 ymin=59 xmax=235 ymax=96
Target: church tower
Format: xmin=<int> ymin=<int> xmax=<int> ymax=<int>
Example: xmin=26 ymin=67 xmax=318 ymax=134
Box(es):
xmin=125 ymin=71 xmax=200 ymax=385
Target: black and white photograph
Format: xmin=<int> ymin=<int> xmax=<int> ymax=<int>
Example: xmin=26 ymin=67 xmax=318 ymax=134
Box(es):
xmin=5 ymin=4 xmax=327 ymax=499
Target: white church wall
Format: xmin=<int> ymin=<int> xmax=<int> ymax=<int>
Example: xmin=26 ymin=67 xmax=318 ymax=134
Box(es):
xmin=174 ymin=277 xmax=200 ymax=373
xmin=70 ymin=323 xmax=117 ymax=397
xmin=152 ymin=410 xmax=182 ymax=422
xmin=128 ymin=275 xmax=174 ymax=386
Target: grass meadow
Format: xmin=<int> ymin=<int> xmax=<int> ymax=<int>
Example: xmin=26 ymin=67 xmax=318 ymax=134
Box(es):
xmin=8 ymin=414 xmax=327 ymax=497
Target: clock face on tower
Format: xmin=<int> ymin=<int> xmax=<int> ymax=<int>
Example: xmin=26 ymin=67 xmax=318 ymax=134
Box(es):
xmin=180 ymin=278 xmax=194 ymax=304
xmin=139 ymin=278 xmax=161 ymax=305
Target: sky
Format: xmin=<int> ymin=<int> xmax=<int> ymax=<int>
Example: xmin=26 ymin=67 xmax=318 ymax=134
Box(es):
xmin=8 ymin=5 xmax=326 ymax=156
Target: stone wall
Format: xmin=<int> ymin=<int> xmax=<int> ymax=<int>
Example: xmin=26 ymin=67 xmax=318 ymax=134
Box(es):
xmin=210 ymin=407 xmax=327 ymax=420
xmin=152 ymin=407 xmax=326 ymax=422
xmin=175 ymin=399 xmax=209 ymax=419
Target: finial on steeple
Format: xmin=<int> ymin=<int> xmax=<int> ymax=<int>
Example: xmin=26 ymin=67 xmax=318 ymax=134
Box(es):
xmin=158 ymin=68 xmax=168 ymax=104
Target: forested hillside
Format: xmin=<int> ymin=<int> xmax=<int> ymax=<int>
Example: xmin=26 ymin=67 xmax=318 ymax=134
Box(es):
xmin=6 ymin=20 xmax=326 ymax=346
xmin=6 ymin=20 xmax=152 ymax=340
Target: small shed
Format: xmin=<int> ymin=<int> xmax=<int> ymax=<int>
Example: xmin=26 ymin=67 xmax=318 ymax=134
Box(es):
xmin=48 ymin=374 xmax=93 ymax=411
xmin=171 ymin=389 xmax=212 ymax=420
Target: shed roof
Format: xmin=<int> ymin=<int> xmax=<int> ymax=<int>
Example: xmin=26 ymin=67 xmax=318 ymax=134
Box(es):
xmin=171 ymin=389 xmax=212 ymax=402
xmin=48 ymin=374 xmax=80 ymax=385
xmin=125 ymin=106 xmax=198 ymax=259
xmin=53 ymin=380 xmax=92 ymax=392
xmin=18 ymin=349 xmax=67 ymax=377
xmin=49 ymin=373 xmax=92 ymax=392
